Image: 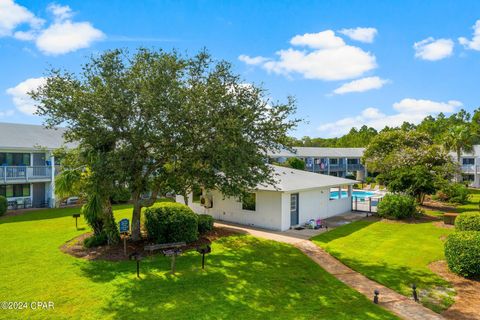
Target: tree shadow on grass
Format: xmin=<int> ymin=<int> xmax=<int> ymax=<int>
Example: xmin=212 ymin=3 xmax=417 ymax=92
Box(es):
xmin=0 ymin=203 xmax=134 ymax=225
xmin=312 ymin=219 xmax=379 ymax=245
xmin=78 ymin=236 xmax=397 ymax=320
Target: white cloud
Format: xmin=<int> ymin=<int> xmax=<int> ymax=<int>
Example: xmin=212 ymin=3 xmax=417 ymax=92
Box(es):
xmin=290 ymin=30 xmax=345 ymax=49
xmin=318 ymin=98 xmax=462 ymax=137
xmin=36 ymin=20 xmax=104 ymax=55
xmin=0 ymin=109 xmax=15 ymax=117
xmin=332 ymin=76 xmax=389 ymax=95
xmin=414 ymin=37 xmax=454 ymax=61
xmin=0 ymin=1 xmax=104 ymax=55
xmin=338 ymin=27 xmax=377 ymax=43
xmin=240 ymin=30 xmax=377 ymax=81
xmin=459 ymin=20 xmax=480 ymax=50
xmin=6 ymin=77 xmax=46 ymax=115
xmin=47 ymin=3 xmax=73 ymax=22
xmin=0 ymin=0 xmax=44 ymax=37
xmin=238 ymin=54 xmax=270 ymax=65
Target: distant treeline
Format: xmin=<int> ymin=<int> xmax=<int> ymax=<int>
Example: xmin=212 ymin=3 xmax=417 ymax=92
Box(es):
xmin=291 ymin=109 xmax=480 ymax=148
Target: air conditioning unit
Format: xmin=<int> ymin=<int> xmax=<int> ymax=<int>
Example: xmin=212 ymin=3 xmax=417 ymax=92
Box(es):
xmin=200 ymin=194 xmax=213 ymax=208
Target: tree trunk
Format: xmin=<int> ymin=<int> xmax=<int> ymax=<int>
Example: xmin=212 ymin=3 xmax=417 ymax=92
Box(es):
xmin=131 ymin=192 xmax=142 ymax=241
xmin=131 ymin=189 xmax=160 ymax=241
xmin=131 ymin=202 xmax=142 ymax=241
xmin=182 ymin=190 xmax=189 ymax=206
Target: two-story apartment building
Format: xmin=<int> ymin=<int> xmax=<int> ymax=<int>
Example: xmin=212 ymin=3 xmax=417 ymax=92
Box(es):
xmin=269 ymin=147 xmax=367 ymax=180
xmin=0 ymin=122 xmax=69 ymax=209
xmin=454 ymin=145 xmax=480 ymax=188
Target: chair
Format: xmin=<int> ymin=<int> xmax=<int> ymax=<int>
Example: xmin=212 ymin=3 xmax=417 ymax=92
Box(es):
xmin=16 ymin=198 xmax=25 ymax=209
xmin=373 ymin=185 xmax=380 ymax=191
xmin=24 ymin=198 xmax=32 ymax=209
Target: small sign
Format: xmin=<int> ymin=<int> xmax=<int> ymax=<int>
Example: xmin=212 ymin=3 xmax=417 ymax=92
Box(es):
xmin=119 ymin=218 xmax=130 ymax=233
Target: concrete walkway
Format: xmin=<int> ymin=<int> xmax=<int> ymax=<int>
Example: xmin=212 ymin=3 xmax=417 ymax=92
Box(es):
xmin=215 ymin=221 xmax=445 ymax=320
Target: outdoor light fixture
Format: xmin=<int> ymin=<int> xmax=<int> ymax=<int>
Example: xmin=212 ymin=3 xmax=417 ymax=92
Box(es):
xmin=373 ymin=289 xmax=379 ymax=304
xmin=196 ymin=244 xmax=212 ymax=269
xmin=129 ymin=252 xmax=143 ymax=278
xmin=72 ymin=213 xmax=81 ymax=230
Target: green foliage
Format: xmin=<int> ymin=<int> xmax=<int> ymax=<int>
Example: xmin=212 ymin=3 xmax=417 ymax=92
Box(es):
xmin=110 ymin=187 xmax=131 ymax=204
xmin=377 ymin=194 xmax=418 ymax=219
xmin=0 ymin=196 xmax=7 ymax=216
xmin=32 ymin=48 xmax=298 ymax=241
xmin=385 ymin=166 xmax=437 ymax=203
xmin=83 ymin=232 xmax=108 ymax=248
xmin=197 ymin=214 xmax=214 ymax=234
xmin=445 ymin=231 xmax=480 ymax=278
xmin=455 ymin=212 xmax=480 ymax=231
xmin=81 ymin=193 xmax=104 ymax=236
xmin=285 ymin=157 xmax=305 ymax=170
xmin=145 ymin=202 xmax=199 ymax=243
xmin=434 ymin=183 xmax=470 ymax=204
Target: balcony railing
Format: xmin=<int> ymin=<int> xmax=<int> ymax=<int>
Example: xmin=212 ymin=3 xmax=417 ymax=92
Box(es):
xmin=0 ymin=166 xmax=52 ymax=183
xmin=347 ymin=163 xmax=364 ymax=171
xmin=461 ymin=164 xmax=478 ymax=173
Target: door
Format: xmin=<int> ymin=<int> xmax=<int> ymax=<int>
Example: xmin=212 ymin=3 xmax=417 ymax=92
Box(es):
xmin=290 ymin=193 xmax=299 ymax=226
xmin=32 ymin=183 xmax=45 ymax=207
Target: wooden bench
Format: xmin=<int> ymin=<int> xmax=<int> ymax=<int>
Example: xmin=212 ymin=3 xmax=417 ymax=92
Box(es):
xmin=144 ymin=242 xmax=186 ymax=254
xmin=443 ymin=213 xmax=459 ymax=225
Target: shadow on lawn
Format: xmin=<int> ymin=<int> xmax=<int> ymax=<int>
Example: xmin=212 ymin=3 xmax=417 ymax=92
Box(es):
xmin=0 ymin=203 xmax=133 ymax=225
xmin=78 ymin=236 xmax=396 ymax=319
xmin=312 ymin=219 xmax=378 ymax=244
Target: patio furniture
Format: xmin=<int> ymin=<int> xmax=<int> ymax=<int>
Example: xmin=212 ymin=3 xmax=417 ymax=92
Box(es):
xmin=24 ymin=198 xmax=32 ymax=209
xmin=16 ymin=198 xmax=25 ymax=209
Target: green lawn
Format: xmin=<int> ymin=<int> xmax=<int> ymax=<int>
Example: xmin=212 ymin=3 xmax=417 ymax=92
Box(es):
xmin=456 ymin=188 xmax=480 ymax=213
xmin=0 ymin=206 xmax=397 ymax=320
xmin=312 ymin=219 xmax=455 ymax=313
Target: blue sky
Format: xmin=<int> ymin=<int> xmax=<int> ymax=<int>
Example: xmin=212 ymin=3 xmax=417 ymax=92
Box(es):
xmin=1 ymin=0 xmax=480 ymax=137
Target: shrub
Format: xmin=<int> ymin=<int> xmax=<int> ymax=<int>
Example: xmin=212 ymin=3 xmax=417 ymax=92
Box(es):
xmin=434 ymin=183 xmax=470 ymax=204
xmin=111 ymin=187 xmax=131 ymax=204
xmin=198 ymin=214 xmax=214 ymax=234
xmin=455 ymin=212 xmax=480 ymax=231
xmin=0 ymin=196 xmax=7 ymax=216
xmin=145 ymin=202 xmax=198 ymax=243
xmin=377 ymin=194 xmax=417 ymax=219
xmin=445 ymin=231 xmax=480 ymax=278
xmin=84 ymin=232 xmax=108 ymax=248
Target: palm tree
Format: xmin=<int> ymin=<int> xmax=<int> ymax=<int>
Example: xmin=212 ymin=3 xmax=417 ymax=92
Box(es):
xmin=443 ymin=125 xmax=475 ymax=182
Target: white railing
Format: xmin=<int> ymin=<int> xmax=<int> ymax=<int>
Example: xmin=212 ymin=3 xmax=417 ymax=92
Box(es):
xmin=461 ymin=164 xmax=478 ymax=173
xmin=0 ymin=166 xmax=52 ymax=183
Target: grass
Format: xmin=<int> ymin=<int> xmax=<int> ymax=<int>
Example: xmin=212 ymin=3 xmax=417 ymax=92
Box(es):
xmin=312 ymin=219 xmax=455 ymax=313
xmin=456 ymin=188 xmax=480 ymax=213
xmin=0 ymin=205 xmax=397 ymax=320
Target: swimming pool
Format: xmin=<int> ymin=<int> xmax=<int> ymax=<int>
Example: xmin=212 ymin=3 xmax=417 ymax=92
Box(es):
xmin=330 ymin=190 xmax=375 ymax=200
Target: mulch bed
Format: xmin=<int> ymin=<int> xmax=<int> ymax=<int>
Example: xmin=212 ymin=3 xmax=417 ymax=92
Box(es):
xmin=429 ymin=261 xmax=480 ymax=320
xmin=60 ymin=226 xmax=241 ymax=261
xmin=421 ymin=199 xmax=458 ymax=213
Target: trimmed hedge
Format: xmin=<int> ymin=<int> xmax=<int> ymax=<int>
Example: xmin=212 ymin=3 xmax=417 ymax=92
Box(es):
xmin=198 ymin=214 xmax=214 ymax=234
xmin=445 ymin=231 xmax=480 ymax=278
xmin=145 ymin=202 xmax=198 ymax=243
xmin=0 ymin=196 xmax=7 ymax=216
xmin=377 ymin=194 xmax=417 ymax=219
xmin=455 ymin=212 xmax=480 ymax=231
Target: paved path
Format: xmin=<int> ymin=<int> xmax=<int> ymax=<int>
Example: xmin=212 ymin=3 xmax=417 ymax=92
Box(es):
xmin=215 ymin=222 xmax=445 ymax=320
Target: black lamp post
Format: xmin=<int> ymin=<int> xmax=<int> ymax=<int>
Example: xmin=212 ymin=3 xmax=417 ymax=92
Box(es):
xmin=412 ymin=284 xmax=419 ymax=302
xmin=196 ymin=245 xmax=212 ymax=269
xmin=72 ymin=213 xmax=81 ymax=230
xmin=373 ymin=289 xmax=379 ymax=304
xmin=129 ymin=252 xmax=142 ymax=278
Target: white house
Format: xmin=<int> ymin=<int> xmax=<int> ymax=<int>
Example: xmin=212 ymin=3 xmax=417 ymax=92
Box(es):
xmin=176 ymin=165 xmax=357 ymax=231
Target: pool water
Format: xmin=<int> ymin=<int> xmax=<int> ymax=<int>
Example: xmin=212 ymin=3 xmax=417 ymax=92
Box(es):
xmin=330 ymin=190 xmax=375 ymax=200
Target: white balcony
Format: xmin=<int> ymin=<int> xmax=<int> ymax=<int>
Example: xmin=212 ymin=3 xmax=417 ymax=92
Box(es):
xmin=0 ymin=166 xmax=52 ymax=183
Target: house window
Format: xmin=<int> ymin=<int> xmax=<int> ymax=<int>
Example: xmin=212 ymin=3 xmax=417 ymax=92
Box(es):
xmin=192 ymin=186 xmax=202 ymax=203
xmin=347 ymin=158 xmax=359 ymax=165
xmin=242 ymin=193 xmax=256 ymax=211
xmin=463 ymin=174 xmax=475 ymax=182
xmin=462 ymin=158 xmax=475 ymax=165
xmin=0 ymin=153 xmax=30 ymax=166
xmin=329 ymin=158 xmax=338 ymax=165
xmin=0 ymin=184 xmax=30 ymax=197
